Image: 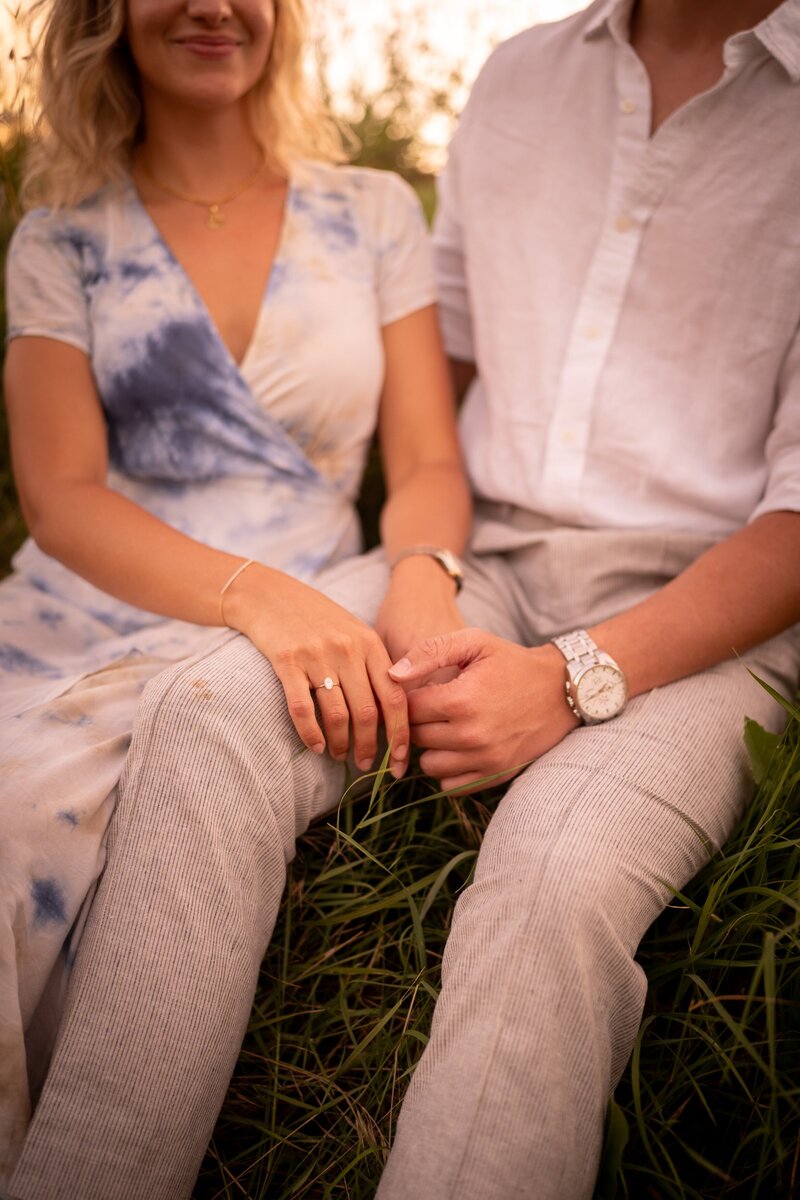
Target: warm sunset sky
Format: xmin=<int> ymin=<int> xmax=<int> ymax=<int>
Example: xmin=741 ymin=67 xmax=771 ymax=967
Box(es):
xmin=1 ymin=0 xmax=590 ymax=158
xmin=320 ymin=0 xmax=590 ymax=163
xmin=319 ymin=0 xmax=587 ymax=88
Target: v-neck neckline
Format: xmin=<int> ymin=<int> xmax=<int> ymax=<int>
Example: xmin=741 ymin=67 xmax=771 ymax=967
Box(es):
xmin=127 ymin=170 xmax=295 ymax=377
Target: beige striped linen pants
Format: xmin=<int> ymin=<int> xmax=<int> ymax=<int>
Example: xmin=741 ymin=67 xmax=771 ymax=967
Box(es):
xmin=9 ymin=510 xmax=800 ymax=1200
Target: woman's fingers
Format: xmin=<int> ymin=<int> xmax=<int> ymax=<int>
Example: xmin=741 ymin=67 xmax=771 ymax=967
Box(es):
xmin=314 ymin=677 xmax=353 ymax=762
xmin=273 ymin=627 xmax=408 ymax=776
xmin=274 ymin=664 xmax=327 ymax=753
xmin=367 ymin=648 xmax=410 ymax=778
xmin=316 ymin=669 xmax=378 ymax=769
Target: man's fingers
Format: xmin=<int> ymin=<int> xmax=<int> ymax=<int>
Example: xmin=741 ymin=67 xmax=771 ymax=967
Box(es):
xmin=418 ymin=748 xmax=471 ymax=779
xmin=420 ymin=748 xmax=525 ymax=791
xmin=276 ymin=666 xmax=326 ymax=753
xmin=439 ymin=767 xmax=521 ymax=794
xmin=389 ymin=628 xmax=486 ymax=686
xmin=407 ymin=683 xmax=460 ymax=724
xmin=410 ymin=720 xmax=471 ymax=751
xmin=439 ymin=773 xmax=486 ymax=796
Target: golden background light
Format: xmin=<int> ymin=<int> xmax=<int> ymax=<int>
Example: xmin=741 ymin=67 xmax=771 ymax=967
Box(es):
xmin=0 ymin=0 xmax=589 ymax=158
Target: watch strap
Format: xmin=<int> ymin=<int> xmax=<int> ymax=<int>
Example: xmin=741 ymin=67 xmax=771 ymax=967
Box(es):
xmin=390 ymin=545 xmax=464 ymax=593
xmin=552 ymin=629 xmax=599 ymax=668
xmin=553 ymin=629 xmax=620 ymax=671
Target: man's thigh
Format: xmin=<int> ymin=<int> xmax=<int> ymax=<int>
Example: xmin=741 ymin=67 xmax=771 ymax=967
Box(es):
xmin=469 ymin=641 xmax=796 ymax=963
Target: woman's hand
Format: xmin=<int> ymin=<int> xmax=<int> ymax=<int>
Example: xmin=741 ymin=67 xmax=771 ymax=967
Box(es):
xmin=375 ymin=556 xmax=467 ymax=685
xmin=224 ymin=563 xmax=410 ymax=777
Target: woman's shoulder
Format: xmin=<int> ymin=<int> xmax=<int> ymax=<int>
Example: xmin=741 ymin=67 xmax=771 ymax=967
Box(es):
xmin=9 ymin=184 xmax=128 ymax=264
xmin=291 ymin=162 xmax=422 ymax=229
xmin=4 ymin=187 xmax=127 ymax=350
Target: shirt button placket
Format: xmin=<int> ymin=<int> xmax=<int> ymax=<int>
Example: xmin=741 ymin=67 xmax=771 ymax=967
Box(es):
xmin=538 ymin=49 xmax=650 ymax=522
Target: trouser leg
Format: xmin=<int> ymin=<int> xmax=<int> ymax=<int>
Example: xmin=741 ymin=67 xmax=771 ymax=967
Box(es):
xmin=9 ymin=628 xmax=346 ymax=1200
xmin=10 ymin=551 xmax=521 ymax=1200
xmin=377 ymin=647 xmax=798 ymax=1200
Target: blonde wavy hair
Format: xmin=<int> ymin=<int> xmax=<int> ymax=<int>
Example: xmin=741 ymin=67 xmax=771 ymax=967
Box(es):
xmin=22 ymin=0 xmax=345 ymax=208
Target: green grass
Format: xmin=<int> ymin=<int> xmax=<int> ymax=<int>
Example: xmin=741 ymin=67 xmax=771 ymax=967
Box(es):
xmin=1 ymin=134 xmax=798 ymax=1200
xmin=190 ymin=707 xmax=800 ymax=1200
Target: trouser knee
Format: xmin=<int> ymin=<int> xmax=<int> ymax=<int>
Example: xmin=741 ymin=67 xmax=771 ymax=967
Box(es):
xmin=122 ymin=632 xmax=342 ymax=864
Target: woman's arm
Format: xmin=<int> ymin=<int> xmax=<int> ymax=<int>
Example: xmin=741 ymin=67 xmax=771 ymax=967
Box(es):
xmin=373 ymin=305 xmax=473 ymax=663
xmin=6 ymin=338 xmax=256 ymax=623
xmin=5 ymin=337 xmax=409 ymax=771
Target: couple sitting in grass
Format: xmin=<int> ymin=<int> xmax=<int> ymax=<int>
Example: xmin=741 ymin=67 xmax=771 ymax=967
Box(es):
xmin=2 ymin=0 xmax=799 ymax=1196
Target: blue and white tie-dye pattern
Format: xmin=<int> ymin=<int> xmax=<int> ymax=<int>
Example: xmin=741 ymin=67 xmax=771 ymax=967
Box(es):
xmin=0 ymin=162 xmax=435 ymax=1173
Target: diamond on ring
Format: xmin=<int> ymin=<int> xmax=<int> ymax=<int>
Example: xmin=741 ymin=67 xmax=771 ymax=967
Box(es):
xmin=313 ymin=675 xmax=339 ymax=692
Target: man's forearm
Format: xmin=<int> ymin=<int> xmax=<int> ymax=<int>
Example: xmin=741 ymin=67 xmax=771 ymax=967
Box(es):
xmin=589 ymin=511 xmax=800 ymax=698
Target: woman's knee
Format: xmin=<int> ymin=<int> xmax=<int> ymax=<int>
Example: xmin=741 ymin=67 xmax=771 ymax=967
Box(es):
xmin=134 ymin=633 xmax=293 ymax=751
xmin=123 ymin=633 xmax=341 ymax=858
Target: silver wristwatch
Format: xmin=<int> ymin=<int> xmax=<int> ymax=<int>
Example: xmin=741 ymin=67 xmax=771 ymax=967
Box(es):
xmin=390 ymin=545 xmax=464 ymax=593
xmin=551 ymin=629 xmax=628 ymax=725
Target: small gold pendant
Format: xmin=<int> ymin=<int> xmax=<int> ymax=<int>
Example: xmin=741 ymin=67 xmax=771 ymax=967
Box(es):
xmin=207 ymin=204 xmax=225 ymax=231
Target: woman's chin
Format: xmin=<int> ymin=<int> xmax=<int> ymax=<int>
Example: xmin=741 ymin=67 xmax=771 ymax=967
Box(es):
xmin=149 ymin=77 xmax=254 ymax=115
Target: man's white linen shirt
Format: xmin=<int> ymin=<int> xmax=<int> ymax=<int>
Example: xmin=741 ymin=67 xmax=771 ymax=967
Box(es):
xmin=434 ymin=0 xmax=800 ymax=535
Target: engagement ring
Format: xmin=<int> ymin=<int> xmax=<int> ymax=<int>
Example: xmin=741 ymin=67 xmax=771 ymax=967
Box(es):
xmin=314 ymin=676 xmax=339 ymax=691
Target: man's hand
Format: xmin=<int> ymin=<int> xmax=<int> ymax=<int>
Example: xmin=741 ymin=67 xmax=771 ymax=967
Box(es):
xmin=389 ymin=629 xmax=579 ymax=793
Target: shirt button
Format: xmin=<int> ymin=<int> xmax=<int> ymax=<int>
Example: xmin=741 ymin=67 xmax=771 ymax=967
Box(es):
xmin=585 ymin=324 xmax=601 ymax=340
xmin=561 ymin=429 xmax=576 ymax=445
xmin=621 ymin=98 xmax=636 ymax=114
xmin=615 ymin=214 xmax=633 ymax=233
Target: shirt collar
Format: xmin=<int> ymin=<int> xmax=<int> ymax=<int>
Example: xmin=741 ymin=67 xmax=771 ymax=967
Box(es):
xmin=584 ymin=0 xmax=800 ymax=83
xmin=584 ymin=0 xmax=633 ymax=43
xmin=754 ymin=0 xmax=800 ymax=82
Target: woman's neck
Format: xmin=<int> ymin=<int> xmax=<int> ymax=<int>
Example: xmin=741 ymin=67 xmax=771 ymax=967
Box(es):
xmin=135 ymin=98 xmax=266 ymax=196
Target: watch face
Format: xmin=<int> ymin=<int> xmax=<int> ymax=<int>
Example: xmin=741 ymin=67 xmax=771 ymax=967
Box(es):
xmin=575 ymin=664 xmax=628 ymax=721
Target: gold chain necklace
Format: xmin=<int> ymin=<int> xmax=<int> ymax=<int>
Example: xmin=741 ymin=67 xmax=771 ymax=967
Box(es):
xmin=138 ymin=157 xmax=266 ymax=230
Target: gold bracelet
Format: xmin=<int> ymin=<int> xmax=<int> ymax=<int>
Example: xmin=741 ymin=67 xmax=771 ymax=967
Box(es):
xmin=219 ymin=558 xmax=256 ymax=627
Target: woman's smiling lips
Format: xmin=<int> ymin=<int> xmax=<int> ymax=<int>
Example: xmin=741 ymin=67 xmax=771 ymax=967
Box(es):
xmin=172 ymin=37 xmax=243 ymax=58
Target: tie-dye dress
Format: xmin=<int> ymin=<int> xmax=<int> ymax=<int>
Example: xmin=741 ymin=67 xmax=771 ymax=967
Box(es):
xmin=0 ymin=161 xmax=435 ymax=1171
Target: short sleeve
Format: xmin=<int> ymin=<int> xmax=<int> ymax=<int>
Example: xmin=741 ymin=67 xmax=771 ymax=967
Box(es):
xmin=5 ymin=209 xmax=91 ymax=354
xmin=750 ymin=320 xmax=800 ymax=520
xmin=375 ymin=173 xmax=437 ymax=327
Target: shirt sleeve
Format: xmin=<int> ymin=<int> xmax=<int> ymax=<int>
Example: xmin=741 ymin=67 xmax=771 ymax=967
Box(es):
xmin=5 ymin=209 xmax=91 ymax=355
xmin=750 ymin=319 xmax=800 ymax=520
xmin=431 ymin=106 xmax=475 ymax=362
xmin=375 ymin=172 xmax=437 ymax=327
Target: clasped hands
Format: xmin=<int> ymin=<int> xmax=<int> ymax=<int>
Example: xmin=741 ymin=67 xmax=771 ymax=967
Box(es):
xmin=388 ymin=630 xmax=578 ymax=792
xmin=227 ymin=564 xmax=575 ymax=792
